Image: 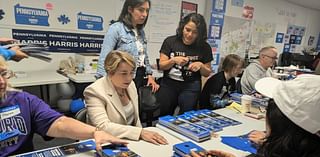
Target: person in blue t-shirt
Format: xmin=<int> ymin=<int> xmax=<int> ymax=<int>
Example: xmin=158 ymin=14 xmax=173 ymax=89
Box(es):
xmin=0 ymin=56 xmax=127 ymax=157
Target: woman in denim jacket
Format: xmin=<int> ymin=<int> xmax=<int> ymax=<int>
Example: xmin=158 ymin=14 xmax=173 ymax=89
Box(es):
xmin=96 ymin=0 xmax=159 ymax=92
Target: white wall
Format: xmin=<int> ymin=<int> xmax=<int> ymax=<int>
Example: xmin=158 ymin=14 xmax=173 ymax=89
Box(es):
xmin=223 ymin=0 xmax=320 ymax=53
xmin=0 ymin=0 xmax=207 ymax=72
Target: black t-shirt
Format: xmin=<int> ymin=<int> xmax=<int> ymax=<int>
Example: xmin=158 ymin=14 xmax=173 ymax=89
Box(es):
xmin=160 ymin=35 xmax=213 ymax=82
xmin=199 ymin=71 xmax=236 ymax=108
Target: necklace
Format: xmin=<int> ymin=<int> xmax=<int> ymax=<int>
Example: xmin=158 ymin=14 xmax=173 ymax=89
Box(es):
xmin=116 ymin=89 xmax=126 ymax=97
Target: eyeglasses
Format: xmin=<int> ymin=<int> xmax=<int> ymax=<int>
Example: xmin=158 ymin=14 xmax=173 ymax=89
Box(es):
xmin=263 ymin=54 xmax=278 ymax=60
xmin=0 ymin=70 xmax=15 ymax=79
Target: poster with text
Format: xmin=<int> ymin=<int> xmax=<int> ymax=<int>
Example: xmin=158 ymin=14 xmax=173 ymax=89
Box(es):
xmin=12 ymin=29 xmax=104 ymax=53
xmin=275 ymin=33 xmax=284 ymax=43
xmin=208 ymin=25 xmax=222 ymax=39
xmin=180 ymin=1 xmax=197 ymax=20
xmin=212 ymin=0 xmax=226 ymax=13
xmin=210 ymin=12 xmax=224 ymax=26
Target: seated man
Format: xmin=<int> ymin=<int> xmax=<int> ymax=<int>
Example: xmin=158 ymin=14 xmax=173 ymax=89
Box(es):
xmin=0 ymin=56 xmax=127 ymax=157
xmin=241 ymin=46 xmax=278 ymax=94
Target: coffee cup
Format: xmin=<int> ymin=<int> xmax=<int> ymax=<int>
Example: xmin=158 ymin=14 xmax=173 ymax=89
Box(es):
xmin=241 ymin=95 xmax=253 ymax=113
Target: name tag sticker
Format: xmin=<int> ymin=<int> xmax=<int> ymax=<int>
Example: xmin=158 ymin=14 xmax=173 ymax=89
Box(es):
xmin=0 ymin=105 xmax=21 ymax=119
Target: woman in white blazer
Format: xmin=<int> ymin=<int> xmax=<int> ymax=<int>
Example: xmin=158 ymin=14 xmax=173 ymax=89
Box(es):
xmin=84 ymin=50 xmax=167 ymax=145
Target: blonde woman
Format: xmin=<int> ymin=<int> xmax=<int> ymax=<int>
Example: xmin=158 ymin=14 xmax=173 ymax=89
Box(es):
xmin=84 ymin=50 xmax=167 ymax=145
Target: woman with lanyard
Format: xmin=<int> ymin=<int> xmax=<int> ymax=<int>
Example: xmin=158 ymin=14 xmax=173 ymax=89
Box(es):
xmin=157 ymin=13 xmax=213 ymax=116
xmin=96 ymin=0 xmax=159 ymax=92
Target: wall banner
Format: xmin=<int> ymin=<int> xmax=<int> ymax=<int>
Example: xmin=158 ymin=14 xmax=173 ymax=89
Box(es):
xmin=210 ymin=12 xmax=224 ymax=26
xmin=12 ymin=29 xmax=104 ymax=53
xmin=14 ymin=4 xmax=49 ymax=26
xmin=212 ymin=0 xmax=226 ymax=13
xmin=77 ymin=12 xmax=103 ymax=31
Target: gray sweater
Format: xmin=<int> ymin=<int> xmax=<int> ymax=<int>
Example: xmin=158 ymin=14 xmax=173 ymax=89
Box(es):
xmin=241 ymin=60 xmax=272 ymax=94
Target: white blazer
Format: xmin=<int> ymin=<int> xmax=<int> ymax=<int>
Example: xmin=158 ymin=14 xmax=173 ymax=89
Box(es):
xmin=84 ymin=76 xmax=142 ymax=140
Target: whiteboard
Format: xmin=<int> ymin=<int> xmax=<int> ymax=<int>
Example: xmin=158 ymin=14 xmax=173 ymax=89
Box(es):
xmin=147 ymin=0 xmax=180 ymax=43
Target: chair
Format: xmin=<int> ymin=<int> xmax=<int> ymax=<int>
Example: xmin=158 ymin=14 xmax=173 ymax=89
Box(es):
xmin=74 ymin=108 xmax=87 ymax=123
xmin=138 ymin=86 xmax=160 ymax=127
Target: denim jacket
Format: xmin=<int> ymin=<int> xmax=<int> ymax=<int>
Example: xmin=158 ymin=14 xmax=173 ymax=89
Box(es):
xmin=96 ymin=22 xmax=152 ymax=78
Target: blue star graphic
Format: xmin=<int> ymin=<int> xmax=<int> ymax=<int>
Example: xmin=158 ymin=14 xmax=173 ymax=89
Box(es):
xmin=0 ymin=9 xmax=5 ymax=20
xmin=58 ymin=14 xmax=70 ymax=24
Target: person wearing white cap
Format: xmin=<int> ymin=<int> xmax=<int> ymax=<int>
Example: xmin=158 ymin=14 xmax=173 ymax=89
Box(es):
xmin=189 ymin=74 xmax=320 ymax=157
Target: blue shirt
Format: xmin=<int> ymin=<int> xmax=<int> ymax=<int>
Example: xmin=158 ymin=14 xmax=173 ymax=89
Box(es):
xmin=96 ymin=22 xmax=152 ymax=78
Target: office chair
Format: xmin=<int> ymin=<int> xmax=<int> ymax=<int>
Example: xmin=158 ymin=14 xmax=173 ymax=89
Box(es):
xmin=138 ymin=86 xmax=160 ymax=127
xmin=74 ymin=108 xmax=87 ymax=123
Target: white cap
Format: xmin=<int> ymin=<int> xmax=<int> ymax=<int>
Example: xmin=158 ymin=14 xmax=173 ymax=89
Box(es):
xmin=255 ymin=74 xmax=320 ymax=137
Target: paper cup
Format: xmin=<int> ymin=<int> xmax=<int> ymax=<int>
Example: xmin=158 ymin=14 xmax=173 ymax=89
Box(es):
xmin=241 ymin=95 xmax=252 ymax=113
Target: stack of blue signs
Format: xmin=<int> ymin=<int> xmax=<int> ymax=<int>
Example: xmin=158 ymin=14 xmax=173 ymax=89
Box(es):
xmin=158 ymin=109 xmax=241 ymax=142
xmin=158 ymin=115 xmax=211 ymax=142
xmin=173 ymin=141 xmax=206 ymax=157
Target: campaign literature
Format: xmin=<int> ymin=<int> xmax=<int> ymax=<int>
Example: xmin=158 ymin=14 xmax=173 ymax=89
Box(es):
xmin=173 ymin=141 xmax=206 ymax=157
xmin=16 ymin=140 xmax=96 ymax=157
xmin=177 ymin=114 xmax=222 ymax=132
xmin=158 ymin=115 xmax=211 ymax=142
xmin=99 ymin=144 xmax=140 ymax=157
xmin=196 ymin=109 xmax=242 ymax=126
xmin=230 ymin=93 xmax=269 ymax=108
xmin=221 ymin=131 xmax=258 ymax=154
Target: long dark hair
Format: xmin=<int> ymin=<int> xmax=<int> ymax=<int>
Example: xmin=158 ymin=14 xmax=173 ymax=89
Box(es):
xmin=258 ymin=100 xmax=320 ymax=157
xmin=176 ymin=13 xmax=207 ymax=47
xmin=117 ymin=0 xmax=150 ymax=30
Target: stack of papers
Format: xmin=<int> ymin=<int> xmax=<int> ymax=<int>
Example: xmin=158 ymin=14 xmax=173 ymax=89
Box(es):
xmin=158 ymin=115 xmax=211 ymax=142
xmin=177 ymin=113 xmax=223 ymax=132
xmin=158 ymin=110 xmax=242 ymax=142
xmin=173 ymin=141 xmax=206 ymax=157
xmin=16 ymin=140 xmax=96 ymax=157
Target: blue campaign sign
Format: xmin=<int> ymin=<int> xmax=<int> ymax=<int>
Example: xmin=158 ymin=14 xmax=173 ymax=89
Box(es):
xmin=212 ymin=0 xmax=227 ymax=13
xmin=77 ymin=12 xmax=103 ymax=31
xmin=283 ymin=44 xmax=291 ymax=53
xmin=208 ymin=25 xmax=222 ymax=39
xmin=275 ymin=33 xmax=284 ymax=43
xmin=207 ymin=39 xmax=221 ymax=49
xmin=12 ymin=29 xmax=104 ymax=53
xmin=210 ymin=12 xmax=224 ymax=26
xmin=14 ymin=4 xmax=49 ymax=26
xmin=295 ymin=35 xmax=302 ymax=45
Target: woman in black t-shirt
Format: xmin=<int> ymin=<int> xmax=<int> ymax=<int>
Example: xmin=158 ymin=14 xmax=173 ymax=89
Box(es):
xmin=199 ymin=54 xmax=244 ymax=109
xmin=157 ymin=13 xmax=213 ymax=116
